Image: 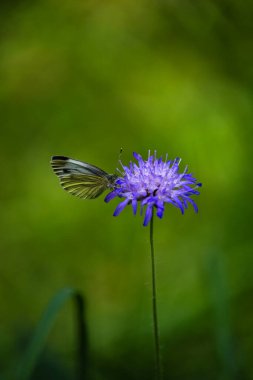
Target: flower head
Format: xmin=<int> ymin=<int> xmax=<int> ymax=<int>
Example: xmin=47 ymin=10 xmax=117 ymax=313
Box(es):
xmin=105 ymin=151 xmax=202 ymax=226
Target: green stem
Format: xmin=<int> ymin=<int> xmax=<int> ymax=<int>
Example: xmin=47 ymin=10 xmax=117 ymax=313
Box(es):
xmin=150 ymin=215 xmax=162 ymax=380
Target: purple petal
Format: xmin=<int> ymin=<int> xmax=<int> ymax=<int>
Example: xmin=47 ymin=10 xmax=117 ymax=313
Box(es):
xmin=143 ymin=205 xmax=153 ymax=226
xmin=116 ymin=178 xmax=125 ymax=185
xmin=182 ymin=198 xmax=188 ymax=208
xmin=141 ymin=197 xmax=150 ymax=206
xmin=186 ymin=197 xmax=198 ymax=212
xmin=113 ymin=199 xmax=130 ymax=216
xmin=173 ymin=197 xmax=185 ymax=214
xmin=133 ymin=152 xmax=143 ymax=163
xmin=156 ymin=207 xmax=164 ymax=219
xmin=104 ymin=191 xmax=118 ymax=203
xmin=156 ymin=200 xmax=164 ymax=219
xmin=142 ymin=196 xmax=157 ymax=206
xmin=132 ymin=199 xmax=138 ymax=215
xmin=184 ymin=189 xmax=200 ymax=196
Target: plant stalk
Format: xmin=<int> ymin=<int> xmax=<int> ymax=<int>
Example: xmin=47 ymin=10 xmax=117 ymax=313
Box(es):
xmin=150 ymin=215 xmax=162 ymax=380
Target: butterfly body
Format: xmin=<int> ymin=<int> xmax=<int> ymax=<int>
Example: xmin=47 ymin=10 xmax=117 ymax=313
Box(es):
xmin=51 ymin=156 xmax=117 ymax=199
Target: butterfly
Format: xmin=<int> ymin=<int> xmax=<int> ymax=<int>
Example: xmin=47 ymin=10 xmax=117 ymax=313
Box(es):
xmin=51 ymin=156 xmax=118 ymax=199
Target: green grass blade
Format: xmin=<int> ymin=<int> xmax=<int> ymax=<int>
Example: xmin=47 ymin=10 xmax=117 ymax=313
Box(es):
xmin=16 ymin=287 xmax=88 ymax=380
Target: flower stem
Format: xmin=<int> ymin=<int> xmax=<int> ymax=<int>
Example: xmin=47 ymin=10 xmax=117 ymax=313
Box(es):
xmin=149 ymin=215 xmax=162 ymax=380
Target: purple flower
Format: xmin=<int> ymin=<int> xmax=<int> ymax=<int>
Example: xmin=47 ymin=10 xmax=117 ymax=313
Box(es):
xmin=105 ymin=151 xmax=202 ymax=226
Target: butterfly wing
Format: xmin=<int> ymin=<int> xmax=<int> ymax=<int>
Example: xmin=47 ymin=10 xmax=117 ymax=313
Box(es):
xmin=60 ymin=174 xmax=109 ymax=199
xmin=51 ymin=156 xmax=113 ymax=199
xmin=51 ymin=156 xmax=109 ymax=176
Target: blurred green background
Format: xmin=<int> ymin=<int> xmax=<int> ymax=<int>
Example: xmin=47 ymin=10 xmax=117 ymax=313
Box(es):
xmin=1 ymin=0 xmax=253 ymax=379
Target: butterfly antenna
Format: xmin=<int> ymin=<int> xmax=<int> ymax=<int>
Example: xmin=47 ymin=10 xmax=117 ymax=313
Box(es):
xmin=115 ymin=147 xmax=124 ymax=175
